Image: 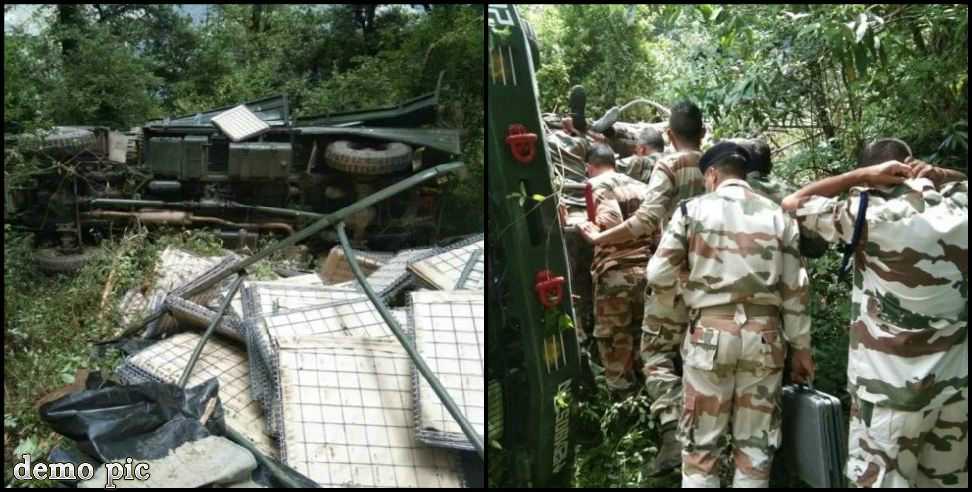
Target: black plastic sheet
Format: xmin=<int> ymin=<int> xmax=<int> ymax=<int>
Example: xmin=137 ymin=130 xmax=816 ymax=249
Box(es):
xmin=38 ymin=375 xmax=317 ymax=488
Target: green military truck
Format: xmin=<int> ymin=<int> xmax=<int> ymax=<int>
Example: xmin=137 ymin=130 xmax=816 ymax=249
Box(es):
xmin=487 ymin=5 xmax=580 ymax=487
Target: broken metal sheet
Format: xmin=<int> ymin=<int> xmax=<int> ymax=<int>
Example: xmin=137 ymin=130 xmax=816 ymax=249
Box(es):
xmin=244 ymin=300 xmax=408 ymax=437
xmin=274 ymin=336 xmax=465 ymax=488
xmin=409 ymin=291 xmax=485 ymax=451
xmin=116 ymin=332 xmax=277 ymax=458
xmin=240 ymin=283 xmax=365 ymax=319
xmin=295 ymin=91 xmax=438 ymax=128
xmin=407 ymin=235 xmax=486 ymax=291
xmin=212 ymin=104 xmax=272 ymax=142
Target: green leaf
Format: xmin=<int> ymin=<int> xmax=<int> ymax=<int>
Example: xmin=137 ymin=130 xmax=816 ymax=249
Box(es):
xmin=14 ymin=437 xmax=39 ymax=458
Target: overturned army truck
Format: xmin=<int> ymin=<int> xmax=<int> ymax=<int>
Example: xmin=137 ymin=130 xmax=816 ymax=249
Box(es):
xmin=488 ymin=4 xmax=579 ymax=488
xmin=5 ymin=80 xmax=461 ymax=272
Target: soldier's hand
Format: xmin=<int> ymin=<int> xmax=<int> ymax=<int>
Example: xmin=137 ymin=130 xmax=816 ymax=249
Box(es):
xmin=791 ymin=349 xmax=815 ymax=385
xmin=860 ymin=161 xmax=911 ymax=187
xmin=577 ymin=221 xmax=600 ymax=244
xmin=907 ymin=158 xmax=944 ymax=185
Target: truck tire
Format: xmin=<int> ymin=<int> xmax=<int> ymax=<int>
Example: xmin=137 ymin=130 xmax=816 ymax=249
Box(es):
xmin=32 ymin=246 xmax=100 ymax=274
xmin=324 ymin=140 xmax=412 ymax=176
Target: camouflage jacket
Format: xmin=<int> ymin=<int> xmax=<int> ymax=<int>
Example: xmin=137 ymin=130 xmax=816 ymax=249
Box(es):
xmin=619 ymin=152 xmax=665 ymax=184
xmin=646 ymin=179 xmax=812 ymax=350
xmin=589 ymin=170 xmax=654 ymax=279
xmin=624 ymin=150 xmax=705 ymax=239
xmin=794 ymin=179 xmax=968 ymax=410
xmin=546 ymin=130 xmax=592 ymax=178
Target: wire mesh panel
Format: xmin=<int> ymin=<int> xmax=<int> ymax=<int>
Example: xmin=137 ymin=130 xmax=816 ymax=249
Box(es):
xmin=274 ymin=336 xmax=464 ymax=488
xmin=355 ymin=247 xmax=436 ymax=299
xmin=408 ymin=235 xmax=485 ymax=290
xmin=409 ymin=290 xmax=485 ymax=450
xmin=211 ymin=104 xmax=271 ymax=142
xmin=115 ymin=332 xmax=277 ymax=458
xmin=245 ymin=299 xmax=408 ymax=436
xmin=241 ymin=283 xmax=365 ymax=319
xmin=273 ymin=273 xmax=325 ymax=286
xmin=117 ymin=247 xmax=234 ymax=326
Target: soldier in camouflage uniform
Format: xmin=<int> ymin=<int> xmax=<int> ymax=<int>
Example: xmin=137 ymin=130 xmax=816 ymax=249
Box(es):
xmin=619 ymin=126 xmax=666 ymax=183
xmin=585 ymin=144 xmax=654 ymax=393
xmin=579 ymin=100 xmax=708 ymax=474
xmin=783 ymin=138 xmax=968 ymax=488
xmin=646 ymin=142 xmax=815 ymax=488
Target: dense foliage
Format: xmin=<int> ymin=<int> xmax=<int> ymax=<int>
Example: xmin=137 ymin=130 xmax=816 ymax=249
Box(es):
xmin=521 ymin=4 xmax=967 ymax=488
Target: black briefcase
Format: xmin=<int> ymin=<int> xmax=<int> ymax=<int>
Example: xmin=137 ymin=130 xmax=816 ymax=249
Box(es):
xmin=780 ymin=384 xmax=847 ymax=488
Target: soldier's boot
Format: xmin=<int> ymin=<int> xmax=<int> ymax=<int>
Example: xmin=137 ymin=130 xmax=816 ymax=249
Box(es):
xmin=649 ymin=426 xmax=682 ymax=477
xmin=569 ymin=85 xmax=587 ymax=133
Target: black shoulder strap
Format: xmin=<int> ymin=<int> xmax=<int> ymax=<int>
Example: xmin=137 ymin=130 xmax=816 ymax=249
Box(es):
xmin=838 ymin=191 xmax=869 ymax=281
xmin=679 ymin=200 xmax=688 ymax=218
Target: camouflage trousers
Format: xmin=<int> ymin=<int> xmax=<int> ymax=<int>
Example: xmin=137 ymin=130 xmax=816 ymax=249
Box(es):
xmin=679 ymin=306 xmax=785 ymax=488
xmin=846 ymin=387 xmax=968 ymax=488
xmin=593 ymin=266 xmax=647 ymax=391
xmin=640 ymin=287 xmax=688 ymax=431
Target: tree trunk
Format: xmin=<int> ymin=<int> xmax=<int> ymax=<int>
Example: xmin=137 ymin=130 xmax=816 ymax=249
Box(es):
xmin=252 ymin=4 xmax=263 ymax=32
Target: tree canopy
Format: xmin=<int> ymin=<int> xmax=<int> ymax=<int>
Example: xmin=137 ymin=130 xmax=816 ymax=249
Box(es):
xmin=523 ymin=4 xmax=967 ymax=177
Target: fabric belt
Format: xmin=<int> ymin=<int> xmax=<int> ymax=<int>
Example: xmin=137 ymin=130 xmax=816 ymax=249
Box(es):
xmin=697 ymin=303 xmax=779 ymax=318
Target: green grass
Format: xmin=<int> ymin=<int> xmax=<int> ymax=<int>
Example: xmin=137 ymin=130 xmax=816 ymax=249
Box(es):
xmin=2 ymin=225 xmax=237 ymax=487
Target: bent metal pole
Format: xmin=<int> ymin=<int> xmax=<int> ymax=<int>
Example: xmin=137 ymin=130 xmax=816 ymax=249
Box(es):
xmin=119 ymin=161 xmax=465 ymax=336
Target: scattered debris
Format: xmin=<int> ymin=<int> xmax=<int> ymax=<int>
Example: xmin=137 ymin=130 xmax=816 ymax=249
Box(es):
xmin=318 ymin=245 xmax=393 ymax=284
xmin=116 ymin=333 xmax=277 ymax=458
xmin=44 ymin=221 xmax=484 ymax=486
xmin=356 ymin=247 xmax=437 ymax=299
xmin=408 ymin=235 xmax=485 ymax=290
xmin=116 ymin=247 xmax=227 ymax=326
